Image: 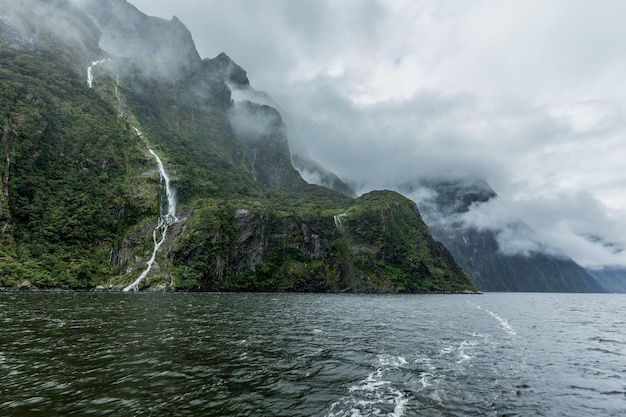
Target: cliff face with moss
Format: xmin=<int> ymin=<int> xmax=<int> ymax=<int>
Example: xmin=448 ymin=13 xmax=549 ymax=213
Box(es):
xmin=0 ymin=0 xmax=474 ymax=293
xmin=168 ymin=191 xmax=471 ymax=293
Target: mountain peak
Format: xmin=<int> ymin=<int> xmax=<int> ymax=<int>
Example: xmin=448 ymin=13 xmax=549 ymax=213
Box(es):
xmin=203 ymin=52 xmax=250 ymax=87
xmin=76 ymin=0 xmax=201 ymax=80
xmin=0 ymin=0 xmax=101 ymax=62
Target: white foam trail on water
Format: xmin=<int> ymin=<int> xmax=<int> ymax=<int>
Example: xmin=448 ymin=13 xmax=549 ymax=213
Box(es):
xmin=415 ymin=355 xmax=437 ymax=389
xmin=438 ymin=346 xmax=453 ymax=355
xmin=326 ymin=354 xmax=408 ymax=417
xmin=122 ymin=149 xmax=177 ymax=292
xmin=456 ymin=340 xmax=477 ymax=364
xmin=474 ymin=304 xmax=517 ymax=336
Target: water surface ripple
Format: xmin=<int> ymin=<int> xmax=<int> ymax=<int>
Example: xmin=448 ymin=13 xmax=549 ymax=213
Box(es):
xmin=0 ymin=292 xmax=624 ymax=416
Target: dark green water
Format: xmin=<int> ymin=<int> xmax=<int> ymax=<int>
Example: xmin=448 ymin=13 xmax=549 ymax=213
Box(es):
xmin=0 ymin=292 xmax=624 ymax=416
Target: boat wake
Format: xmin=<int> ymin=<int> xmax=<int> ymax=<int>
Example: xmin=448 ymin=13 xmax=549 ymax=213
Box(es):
xmin=473 ymin=303 xmax=518 ymax=337
xmin=326 ymin=354 xmax=409 ymax=417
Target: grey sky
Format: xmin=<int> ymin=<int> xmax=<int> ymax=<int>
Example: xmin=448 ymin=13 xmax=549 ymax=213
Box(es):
xmin=127 ymin=0 xmax=626 ymax=268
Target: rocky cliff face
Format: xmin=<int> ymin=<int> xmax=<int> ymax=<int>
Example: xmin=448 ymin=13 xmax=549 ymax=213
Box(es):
xmin=587 ymin=267 xmax=626 ymax=293
xmin=229 ymin=101 xmax=307 ymax=191
xmin=292 ymin=154 xmax=357 ymax=198
xmin=170 ymin=191 xmax=472 ymax=293
xmin=0 ymin=0 xmax=474 ymax=293
xmin=406 ymin=179 xmax=605 ymax=292
xmin=75 ymin=0 xmax=201 ymax=80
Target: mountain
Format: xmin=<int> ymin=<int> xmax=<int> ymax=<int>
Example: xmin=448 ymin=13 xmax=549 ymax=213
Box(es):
xmin=587 ymin=267 xmax=626 ymax=293
xmin=0 ymin=0 xmax=474 ymax=293
xmin=291 ymin=154 xmax=357 ymax=198
xmin=403 ymin=179 xmax=606 ymax=292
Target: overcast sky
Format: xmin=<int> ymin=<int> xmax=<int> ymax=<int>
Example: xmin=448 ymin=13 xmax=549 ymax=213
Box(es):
xmin=128 ymin=0 xmax=626 ymax=268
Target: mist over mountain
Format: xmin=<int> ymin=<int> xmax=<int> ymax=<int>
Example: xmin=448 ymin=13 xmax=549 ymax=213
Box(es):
xmin=0 ymin=0 xmax=474 ymax=293
xmin=587 ymin=266 xmax=626 ymax=293
xmin=291 ymin=154 xmax=356 ymax=198
xmin=127 ymin=0 xmax=626 ymax=278
xmin=1 ymin=0 xmax=620 ymax=293
xmin=75 ymin=0 xmax=200 ymax=80
xmin=401 ymin=178 xmax=606 ymax=292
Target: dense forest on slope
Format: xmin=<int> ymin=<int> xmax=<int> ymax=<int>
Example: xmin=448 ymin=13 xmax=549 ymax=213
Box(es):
xmin=0 ymin=0 xmax=475 ymax=293
xmin=0 ymin=46 xmax=155 ymax=287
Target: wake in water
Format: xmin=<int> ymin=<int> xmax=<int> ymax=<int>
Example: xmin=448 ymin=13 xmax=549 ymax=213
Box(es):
xmin=327 ymin=354 xmax=409 ymax=417
xmin=324 ymin=301 xmax=531 ymax=417
xmin=472 ymin=303 xmax=518 ymax=337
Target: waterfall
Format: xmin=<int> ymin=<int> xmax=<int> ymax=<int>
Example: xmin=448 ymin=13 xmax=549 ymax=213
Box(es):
xmin=87 ymin=59 xmax=110 ymax=88
xmin=115 ymin=74 xmax=124 ymax=116
xmin=122 ymin=227 xmax=168 ymax=292
xmin=122 ymin=149 xmax=177 ymax=292
xmin=334 ymin=213 xmax=346 ymax=230
xmin=333 ymin=215 xmax=342 ymax=228
xmin=115 ymin=85 xmax=123 ymax=115
xmin=87 ymin=59 xmax=123 ymax=115
xmin=150 ymin=149 xmax=177 ymax=224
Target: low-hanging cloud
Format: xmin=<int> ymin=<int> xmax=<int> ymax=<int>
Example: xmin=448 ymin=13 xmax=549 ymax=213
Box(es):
xmin=3 ymin=0 xmax=100 ymax=59
xmin=125 ymin=0 xmax=626 ymax=268
xmin=459 ymin=190 xmax=626 ymax=267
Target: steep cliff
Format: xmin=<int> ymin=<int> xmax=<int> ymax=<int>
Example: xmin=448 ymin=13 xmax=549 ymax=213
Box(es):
xmin=406 ymin=179 xmax=605 ymax=292
xmin=0 ymin=5 xmax=154 ymax=286
xmin=170 ymin=190 xmax=472 ymax=293
xmin=0 ymin=0 xmax=474 ymax=293
xmin=587 ymin=267 xmax=626 ymax=293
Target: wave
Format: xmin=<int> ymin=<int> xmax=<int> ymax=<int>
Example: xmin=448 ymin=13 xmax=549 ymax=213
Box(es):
xmin=326 ymin=354 xmax=408 ymax=417
xmin=472 ymin=303 xmax=517 ymax=337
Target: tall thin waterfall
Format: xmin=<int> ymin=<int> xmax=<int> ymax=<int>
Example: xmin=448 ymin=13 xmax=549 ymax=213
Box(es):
xmin=150 ymin=149 xmax=177 ymax=224
xmin=86 ymin=59 xmax=110 ymax=88
xmin=334 ymin=213 xmax=346 ymax=230
xmin=333 ymin=215 xmax=342 ymax=228
xmin=123 ymin=149 xmax=177 ymax=292
xmin=87 ymin=59 xmax=123 ymax=115
xmin=115 ymin=74 xmax=124 ymax=116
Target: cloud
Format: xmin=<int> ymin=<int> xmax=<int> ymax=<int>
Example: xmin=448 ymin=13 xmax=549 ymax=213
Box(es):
xmin=126 ymin=0 xmax=626 ymax=268
xmin=4 ymin=0 xmax=100 ymax=57
xmin=460 ymin=190 xmax=626 ymax=267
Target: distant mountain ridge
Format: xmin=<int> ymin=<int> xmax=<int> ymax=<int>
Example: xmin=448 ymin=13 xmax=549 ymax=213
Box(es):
xmin=402 ymin=179 xmax=606 ymax=292
xmin=587 ymin=267 xmax=626 ymax=293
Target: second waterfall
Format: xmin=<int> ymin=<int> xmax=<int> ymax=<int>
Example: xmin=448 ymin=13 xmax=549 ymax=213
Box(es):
xmin=123 ymin=149 xmax=177 ymax=292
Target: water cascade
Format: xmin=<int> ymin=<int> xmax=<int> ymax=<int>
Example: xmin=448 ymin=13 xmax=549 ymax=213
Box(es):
xmin=333 ymin=213 xmax=346 ymax=229
xmin=86 ymin=59 xmax=110 ymax=88
xmin=150 ymin=149 xmax=178 ymax=224
xmin=122 ymin=149 xmax=177 ymax=292
xmin=114 ymin=75 xmax=123 ymax=116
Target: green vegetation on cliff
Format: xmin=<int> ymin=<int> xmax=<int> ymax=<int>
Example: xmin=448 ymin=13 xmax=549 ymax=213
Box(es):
xmin=0 ymin=47 xmax=154 ymax=288
xmin=0 ymin=0 xmax=475 ymax=293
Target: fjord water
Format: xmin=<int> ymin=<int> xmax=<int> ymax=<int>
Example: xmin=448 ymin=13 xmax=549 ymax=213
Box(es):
xmin=0 ymin=293 xmax=624 ymax=416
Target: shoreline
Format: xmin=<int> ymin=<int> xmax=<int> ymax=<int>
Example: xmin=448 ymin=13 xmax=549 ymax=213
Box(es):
xmin=0 ymin=285 xmax=481 ymax=295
